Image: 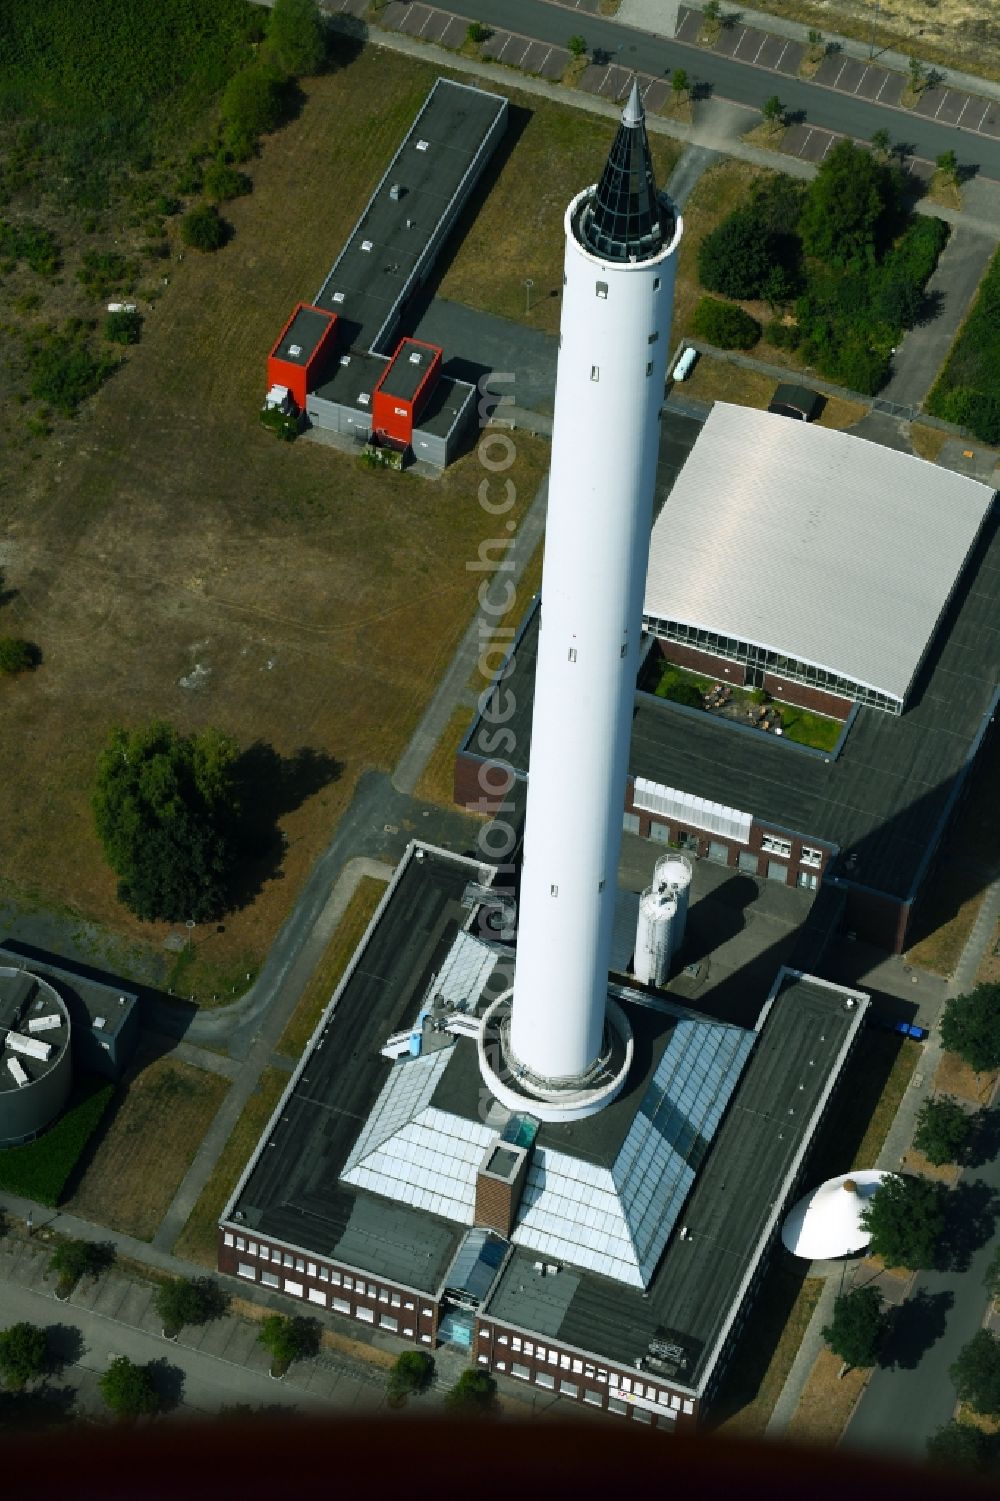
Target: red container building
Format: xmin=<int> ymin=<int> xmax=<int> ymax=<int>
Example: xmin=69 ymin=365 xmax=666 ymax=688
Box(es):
xmin=266 ymin=303 xmax=339 ymax=409
xmin=371 ymin=339 xmax=443 ymax=449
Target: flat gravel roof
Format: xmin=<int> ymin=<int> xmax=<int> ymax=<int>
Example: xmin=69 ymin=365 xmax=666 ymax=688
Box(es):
xmin=314 ymin=78 xmax=507 ymax=355
xmin=644 ymin=404 xmax=994 ymax=705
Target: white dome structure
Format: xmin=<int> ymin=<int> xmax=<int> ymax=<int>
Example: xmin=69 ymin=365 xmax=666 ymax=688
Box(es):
xmin=781 ymin=1169 xmax=889 ymax=1260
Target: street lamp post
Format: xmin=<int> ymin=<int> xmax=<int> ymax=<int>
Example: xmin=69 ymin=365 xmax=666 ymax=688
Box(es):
xmin=869 ymin=0 xmax=881 ymax=60
xmin=524 ymin=277 xmax=534 ymax=315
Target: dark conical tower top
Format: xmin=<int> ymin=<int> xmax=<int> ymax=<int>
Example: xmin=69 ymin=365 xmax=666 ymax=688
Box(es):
xmin=577 ymin=80 xmax=673 ymax=262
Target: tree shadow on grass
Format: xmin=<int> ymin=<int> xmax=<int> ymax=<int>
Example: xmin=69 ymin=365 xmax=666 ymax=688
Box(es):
xmin=45 ymin=1323 xmax=85 ymax=1378
xmin=879 ymin=1288 xmax=954 ymax=1371
xmin=229 ymin=743 xmax=343 ymax=911
xmin=934 ymin=1180 xmax=1000 ymax=1273
xmin=147 ymin=1356 xmax=185 ymax=1414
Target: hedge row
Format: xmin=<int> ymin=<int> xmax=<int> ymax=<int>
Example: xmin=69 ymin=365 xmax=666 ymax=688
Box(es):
xmin=0 ymin=1077 xmax=114 ymax=1205
xmin=927 ymin=246 xmax=1000 ymax=444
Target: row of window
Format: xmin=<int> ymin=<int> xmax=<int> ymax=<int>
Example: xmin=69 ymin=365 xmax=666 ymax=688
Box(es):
xmin=224 ymin=1232 xmax=430 ymax=1317
xmin=232 ymin=1258 xmax=434 ymax=1343
xmin=483 ymin=1327 xmax=694 ymax=1415
xmin=647 ymin=620 xmax=900 ymax=715
xmin=626 ymin=816 xmax=827 ymax=884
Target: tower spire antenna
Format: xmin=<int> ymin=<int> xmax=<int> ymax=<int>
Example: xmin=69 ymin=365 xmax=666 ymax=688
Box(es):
xmin=622 ymin=76 xmax=643 ymax=127
xmin=580 ymin=75 xmax=668 ymax=262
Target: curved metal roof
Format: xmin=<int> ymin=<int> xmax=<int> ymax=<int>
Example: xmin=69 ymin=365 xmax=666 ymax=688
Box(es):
xmin=644 ymin=404 xmax=995 ymax=705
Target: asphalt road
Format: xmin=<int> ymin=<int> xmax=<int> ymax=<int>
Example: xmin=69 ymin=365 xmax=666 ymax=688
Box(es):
xmin=434 ymin=0 xmax=1000 ymax=181
xmin=843 ymin=1136 xmax=1000 ymax=1457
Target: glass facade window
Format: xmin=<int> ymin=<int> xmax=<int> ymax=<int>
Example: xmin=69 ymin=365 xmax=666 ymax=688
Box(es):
xmin=333 ymin=1297 xmax=350 ymax=1314
xmin=380 ymin=1315 xmax=398 ymax=1332
xmin=801 ymin=845 xmax=823 ymax=867
xmin=645 ymin=618 xmax=902 ymax=714
xmin=224 ymin=1232 xmax=234 ymax=1247
xmin=283 ymin=1279 xmax=303 ymax=1297
xmin=797 ymin=870 xmax=819 ymax=890
xmin=261 ymin=1270 xmax=280 ymax=1289
xmin=237 ymin=1263 xmax=256 ymax=1280
xmin=560 ymin=1380 xmax=579 ymax=1398
xmin=583 ymin=1390 xmax=603 ymax=1406
xmin=319 ymin=1267 xmax=330 ymax=1282
xmin=536 ymin=1372 xmax=555 ymax=1389
xmin=356 ymin=1307 xmax=375 ymax=1324
xmin=512 ymin=1363 xmax=531 ymax=1380
xmin=308 ymin=1289 xmax=327 ymax=1307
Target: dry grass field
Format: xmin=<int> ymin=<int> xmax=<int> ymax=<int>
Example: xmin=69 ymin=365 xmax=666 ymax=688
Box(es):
xmin=276 ymin=873 xmax=387 ymax=1057
xmin=786 ymin=1347 xmax=868 ymax=1444
xmin=0 ymin=47 xmax=553 ymax=981
xmin=680 ymin=354 xmax=869 ymax=428
xmin=749 ymin=0 xmax=1000 ymax=82
xmin=933 ymin=1049 xmax=999 ymax=1105
xmin=174 ymin=1065 xmax=287 ymax=1266
xmin=65 ymin=1048 xmax=229 ymax=1241
xmin=414 ymin=704 xmax=479 ymax=807
xmin=438 ymin=103 xmax=680 ymax=335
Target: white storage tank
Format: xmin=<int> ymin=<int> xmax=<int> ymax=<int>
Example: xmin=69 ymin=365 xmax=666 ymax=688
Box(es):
xmin=634 ymin=886 xmax=678 ymax=988
xmin=654 ymin=853 xmax=693 ymax=953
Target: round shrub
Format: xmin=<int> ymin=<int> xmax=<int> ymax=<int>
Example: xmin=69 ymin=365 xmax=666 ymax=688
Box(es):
xmin=203 ymin=162 xmax=252 ymax=203
xmin=221 ymin=63 xmax=289 ymax=144
xmin=692 ymin=297 xmax=761 ymax=350
xmin=765 ymin=319 xmax=801 ymax=350
xmin=0 ymin=638 xmax=38 ymax=675
xmin=181 ymin=205 xmax=227 ymax=252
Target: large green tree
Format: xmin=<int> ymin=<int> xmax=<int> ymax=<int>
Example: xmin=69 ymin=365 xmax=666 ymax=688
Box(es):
xmin=698 ymin=212 xmax=777 ymax=301
xmin=927 ymin=1419 xmax=996 ymax=1473
xmin=859 ymin=1173 xmax=945 ymax=1269
xmin=92 ymin=721 xmax=242 ymax=923
xmin=914 ymin=1096 xmax=973 ymax=1165
xmin=99 ymin=1356 xmax=158 ymax=1420
xmin=940 ymin=985 xmax=1000 ymax=1073
xmin=0 ymin=1323 xmax=47 ymax=1391
xmin=154 ymin=1277 xmax=227 ymax=1338
xmin=445 ymin=1367 xmax=496 ymax=1415
xmin=798 ymin=139 xmax=899 ymax=270
xmin=821 ymin=1286 xmax=890 ymax=1371
xmin=951 ymin=1331 xmax=1000 ymax=1417
xmin=258 ymin=1315 xmax=319 ymax=1372
xmin=264 ymin=0 xmax=327 ymax=75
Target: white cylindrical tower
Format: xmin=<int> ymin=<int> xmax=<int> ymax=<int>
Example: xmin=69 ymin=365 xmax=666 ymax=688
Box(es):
xmin=654 ymin=853 xmax=693 ymax=952
xmin=482 ymin=85 xmax=682 ymax=1116
xmin=634 ymin=886 xmax=677 ymax=988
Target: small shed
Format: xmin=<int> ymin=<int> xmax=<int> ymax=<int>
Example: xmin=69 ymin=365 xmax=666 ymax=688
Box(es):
xmin=768 ymin=383 xmax=821 ymax=421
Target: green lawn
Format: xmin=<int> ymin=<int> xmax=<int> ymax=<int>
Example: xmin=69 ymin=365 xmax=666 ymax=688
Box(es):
xmin=642 ymin=657 xmax=845 ymax=753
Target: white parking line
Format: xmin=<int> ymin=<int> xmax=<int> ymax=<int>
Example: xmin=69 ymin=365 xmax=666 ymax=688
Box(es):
xmin=799 ymin=127 xmax=813 ymax=157
xmin=775 ymin=39 xmax=793 ymax=71
xmin=417 ymin=7 xmax=434 ymax=37
xmin=832 ymin=58 xmax=849 ymax=88
xmin=854 ymin=67 xmax=872 ymax=96
xmin=820 ymin=134 xmax=837 ymax=158
xmin=933 ymin=89 xmax=951 ymax=119
xmin=957 ymin=95 xmax=982 ymax=128
xmin=752 ymin=35 xmax=769 ymax=64
xmin=539 ymin=46 xmax=552 ymax=73
xmin=875 ymin=71 xmax=894 ymax=101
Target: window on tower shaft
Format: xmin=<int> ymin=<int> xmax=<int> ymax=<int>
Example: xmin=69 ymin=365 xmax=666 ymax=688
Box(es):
xmin=596 ymin=281 xmax=608 ymax=299
xmin=591 ymin=366 xmax=599 ymax=382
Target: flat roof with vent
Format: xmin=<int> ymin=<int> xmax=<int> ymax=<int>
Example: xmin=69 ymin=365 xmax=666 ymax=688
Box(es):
xmin=313 ymin=78 xmax=507 ymax=354
xmin=272 ymin=305 xmax=335 ymax=366
xmin=377 ymin=339 xmax=441 ymax=404
xmin=644 ymin=403 xmax=994 ymax=711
